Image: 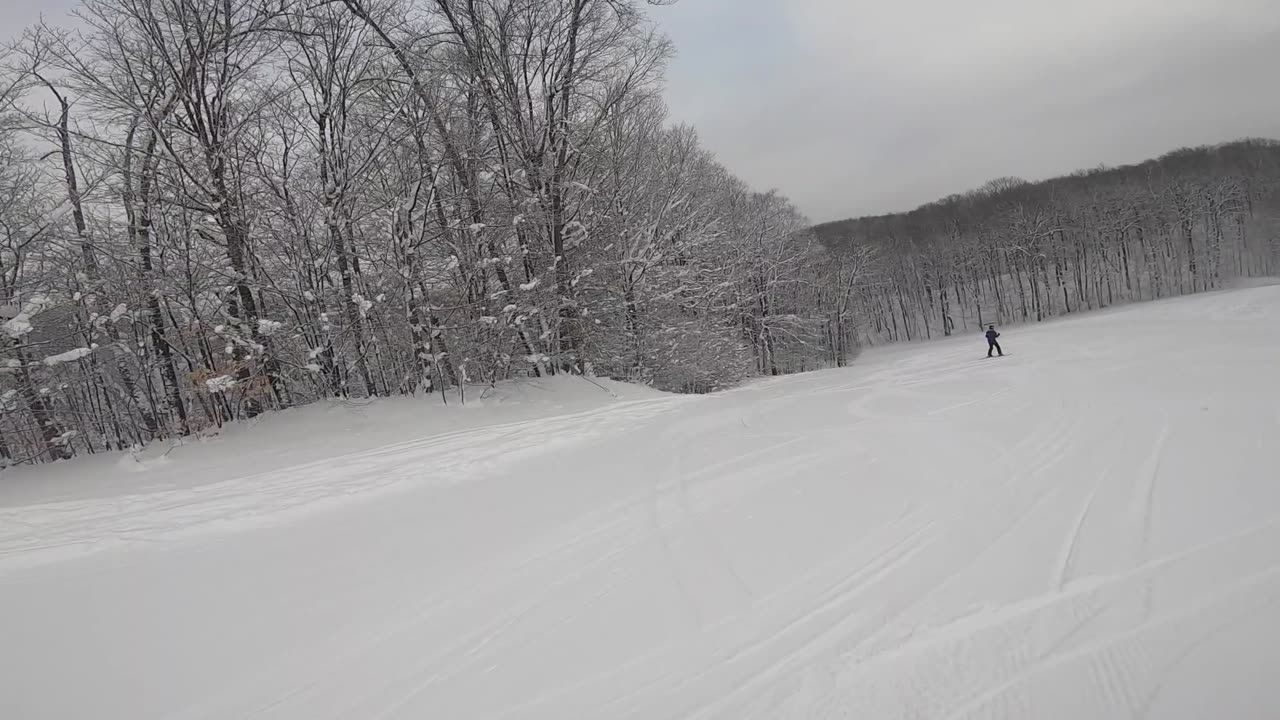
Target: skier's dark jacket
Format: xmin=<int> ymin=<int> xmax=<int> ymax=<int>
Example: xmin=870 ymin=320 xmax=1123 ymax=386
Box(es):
xmin=985 ymin=328 xmax=1000 ymax=342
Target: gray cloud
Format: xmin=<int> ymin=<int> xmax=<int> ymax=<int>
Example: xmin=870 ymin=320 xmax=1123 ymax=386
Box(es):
xmin=650 ymin=0 xmax=1280 ymax=222
xmin=1 ymin=1 xmax=80 ymax=38
xmin=7 ymin=0 xmax=1280 ymax=224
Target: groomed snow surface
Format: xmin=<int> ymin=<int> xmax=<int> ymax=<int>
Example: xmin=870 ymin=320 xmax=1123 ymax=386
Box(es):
xmin=3 ymin=285 xmax=1280 ymax=719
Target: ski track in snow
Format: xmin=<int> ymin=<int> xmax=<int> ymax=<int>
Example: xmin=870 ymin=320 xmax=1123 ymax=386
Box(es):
xmin=4 ymin=286 xmax=1280 ymax=720
xmin=1054 ymin=472 xmax=1103 ymax=591
xmin=0 ymin=397 xmax=687 ymax=573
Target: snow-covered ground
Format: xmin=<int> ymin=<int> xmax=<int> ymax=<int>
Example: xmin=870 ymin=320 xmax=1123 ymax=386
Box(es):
xmin=3 ymin=285 xmax=1280 ymax=719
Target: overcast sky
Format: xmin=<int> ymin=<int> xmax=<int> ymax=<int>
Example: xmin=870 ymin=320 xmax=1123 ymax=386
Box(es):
xmin=2 ymin=2 xmax=76 ymax=33
xmin=6 ymin=0 xmax=1280 ymax=223
xmin=649 ymin=0 xmax=1280 ymax=222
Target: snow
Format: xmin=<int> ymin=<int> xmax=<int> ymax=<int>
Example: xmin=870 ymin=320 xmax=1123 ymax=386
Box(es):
xmin=2 ymin=294 xmax=55 ymax=338
xmin=3 ymin=286 xmax=1280 ymax=719
xmin=5 ymin=318 xmax=33 ymax=338
xmin=258 ymin=319 xmax=285 ymax=336
xmin=204 ymin=375 xmax=237 ymax=393
xmin=41 ymin=347 xmax=93 ymax=366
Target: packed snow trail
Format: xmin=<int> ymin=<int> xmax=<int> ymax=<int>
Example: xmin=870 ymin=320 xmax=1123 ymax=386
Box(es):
xmin=3 ymin=285 xmax=1280 ymax=719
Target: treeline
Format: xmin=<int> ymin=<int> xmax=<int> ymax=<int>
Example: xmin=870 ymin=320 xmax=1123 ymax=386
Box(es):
xmin=0 ymin=0 xmax=867 ymax=465
xmin=5 ymin=0 xmax=1275 ymax=468
xmin=815 ymin=139 xmax=1280 ymax=343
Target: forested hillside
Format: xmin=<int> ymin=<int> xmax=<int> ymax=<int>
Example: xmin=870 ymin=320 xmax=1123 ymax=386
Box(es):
xmin=0 ymin=0 xmax=867 ymax=464
xmin=814 ymin=140 xmax=1280 ymax=343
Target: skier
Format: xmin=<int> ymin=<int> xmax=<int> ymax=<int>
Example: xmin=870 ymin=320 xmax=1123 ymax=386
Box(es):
xmin=985 ymin=325 xmax=1003 ymax=357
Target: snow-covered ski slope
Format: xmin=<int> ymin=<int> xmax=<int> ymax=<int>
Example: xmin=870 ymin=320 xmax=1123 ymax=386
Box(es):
xmin=4 ymin=284 xmax=1280 ymax=720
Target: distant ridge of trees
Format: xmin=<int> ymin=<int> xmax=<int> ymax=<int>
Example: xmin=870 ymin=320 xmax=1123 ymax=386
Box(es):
xmin=813 ymin=138 xmax=1280 ymax=344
